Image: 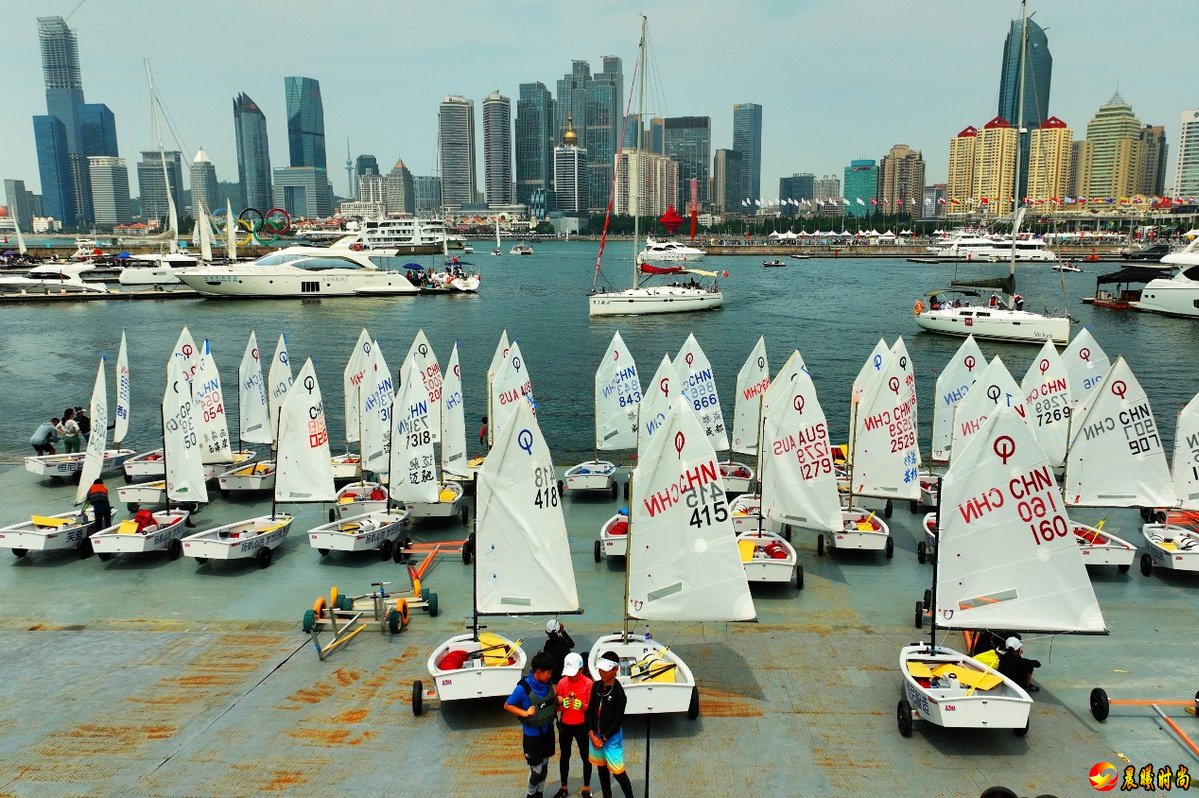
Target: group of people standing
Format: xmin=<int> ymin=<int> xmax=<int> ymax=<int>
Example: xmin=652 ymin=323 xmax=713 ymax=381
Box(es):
xmin=29 ymin=407 xmax=92 ymax=455
xmin=505 ymin=621 xmax=635 ymax=798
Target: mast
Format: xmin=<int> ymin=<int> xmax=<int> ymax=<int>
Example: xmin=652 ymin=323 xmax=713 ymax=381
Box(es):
xmin=631 ymin=15 xmax=646 ymax=290
xmin=145 ymin=60 xmax=178 ymax=255
xmin=1008 ymin=0 xmax=1029 ymax=286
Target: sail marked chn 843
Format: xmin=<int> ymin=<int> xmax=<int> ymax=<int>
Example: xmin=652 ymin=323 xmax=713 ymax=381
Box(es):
xmin=595 ymin=331 xmax=641 ymax=452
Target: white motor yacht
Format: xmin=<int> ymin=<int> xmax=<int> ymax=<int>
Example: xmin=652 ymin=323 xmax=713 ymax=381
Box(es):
xmin=638 ymin=236 xmax=706 ymax=262
xmin=976 ymin=236 xmax=1059 ymax=262
xmin=117 ymin=253 xmax=197 ymax=287
xmin=175 ymin=242 xmax=420 ymax=298
xmin=0 ymin=262 xmax=109 ymax=295
xmin=1133 ymin=239 xmax=1199 ymax=318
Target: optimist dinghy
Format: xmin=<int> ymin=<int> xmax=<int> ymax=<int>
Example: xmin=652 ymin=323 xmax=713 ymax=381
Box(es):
xmin=441 ymin=343 xmax=483 ymax=487
xmin=307 ymin=508 xmax=408 ymax=561
xmin=915 ymin=336 xmax=985 ymax=512
xmin=590 ymin=395 xmax=756 ymax=718
xmin=392 ymin=355 xmax=467 ymax=524
xmin=723 ymin=337 xmax=769 ymax=495
xmin=677 ymin=334 xmax=748 ymax=494
xmin=91 ymin=509 xmax=192 ymax=561
xmin=0 ymin=509 xmax=96 ymax=559
xmin=898 ymin=406 xmax=1106 ymax=739
xmin=565 ymin=331 xmax=640 ymax=498
xmin=414 ymin=399 xmax=578 ymax=716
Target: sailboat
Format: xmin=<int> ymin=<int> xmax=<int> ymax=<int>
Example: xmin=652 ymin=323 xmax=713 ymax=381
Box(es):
xmin=93 ymin=355 xmax=198 ymax=560
xmin=898 ymin=406 xmax=1106 ymax=738
xmin=441 ymin=342 xmax=484 ymax=486
xmin=390 ymin=351 xmax=466 ymax=525
xmin=218 ymin=333 xmax=290 ymax=495
xmin=589 ymin=394 xmax=755 ymax=718
xmin=414 ymin=399 xmax=578 ymax=716
xmin=676 ymin=334 xmax=745 ymax=494
xmin=123 ymin=328 xmax=196 ymax=482
xmin=1139 ymin=392 xmax=1199 ymax=576
xmin=726 ymin=337 xmax=770 ymax=494
xmin=490 ymin=218 xmax=502 ymax=256
xmin=564 ymin=331 xmax=640 ymax=498
xmin=587 ymin=16 xmax=723 ymax=317
xmin=918 ymin=335 xmax=984 ymax=516
xmin=1061 ymin=327 xmax=1111 ymax=409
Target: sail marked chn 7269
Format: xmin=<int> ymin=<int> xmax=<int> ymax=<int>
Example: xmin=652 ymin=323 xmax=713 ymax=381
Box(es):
xmin=1020 ymin=340 xmax=1072 ymax=469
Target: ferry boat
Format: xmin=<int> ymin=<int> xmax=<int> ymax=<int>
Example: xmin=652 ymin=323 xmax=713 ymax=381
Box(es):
xmin=302 ymin=217 xmax=446 ymax=255
xmin=637 ymin=236 xmax=706 ymax=262
xmin=976 ymin=236 xmax=1059 ymax=262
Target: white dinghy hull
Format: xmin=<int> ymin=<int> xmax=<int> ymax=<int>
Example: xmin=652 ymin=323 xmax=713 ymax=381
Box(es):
xmin=91 ymin=509 xmax=191 ymax=558
xmin=899 ymin=644 xmax=1032 ymax=733
xmin=307 ymin=510 xmax=408 ymax=557
xmin=588 ymin=633 xmax=698 ymax=717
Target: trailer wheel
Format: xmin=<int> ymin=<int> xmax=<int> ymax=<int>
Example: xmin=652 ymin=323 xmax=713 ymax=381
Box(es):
xmin=123 ymin=472 xmax=132 ymax=485
xmin=426 ymin=591 xmax=439 ymax=617
xmin=979 ymin=788 xmax=1017 ymax=798
xmin=379 ymin=539 xmax=394 ymax=561
xmin=884 ymin=500 xmax=893 ymax=518
xmin=388 ymin=608 xmax=402 ymax=635
xmin=96 ymin=551 xmax=111 ymax=561
xmin=302 ymin=609 xmax=317 ymax=633
xmin=885 ymin=536 xmax=894 ymax=559
xmin=687 ymin=686 xmax=700 ymax=719
xmin=1117 ymin=563 xmax=1130 ymax=573
xmin=623 ymin=480 xmax=630 ymax=499
xmin=909 ymin=499 xmax=919 ymax=514
xmin=396 ymin=536 xmax=412 ymax=563
xmin=594 ymin=539 xmax=603 ymax=563
xmin=219 ymin=488 xmax=228 ymax=498
xmin=328 ymin=507 xmax=336 ymax=524
xmin=1089 ymin=688 xmax=1110 ymax=722
xmin=1140 ymin=553 xmax=1152 ymax=577
xmin=816 ymin=534 xmax=825 ymax=556
xmin=338 ymin=594 xmax=353 ymax=612
xmin=167 ymin=539 xmax=182 ymax=560
xmin=12 ymin=548 xmax=28 ymax=558
xmin=914 ymin=600 xmax=923 ymax=629
xmin=795 ymin=565 xmax=804 ymax=590
xmin=318 ymin=548 xmax=330 ymax=557
xmin=918 ymin=541 xmax=929 ymax=564
xmin=610 ymin=480 xmax=618 ymax=499
xmin=256 ymin=546 xmax=273 ymax=569
xmin=1014 ymin=719 xmax=1029 ymax=737
xmin=76 ymin=537 xmax=93 ymax=559
xmin=897 ymin=698 xmax=913 ymax=737
xmin=195 ymin=556 xmax=209 ymax=565
xmin=463 ymin=532 xmax=475 ymax=565
xmin=923 ymin=589 xmax=932 ymax=610
xmin=412 ymin=680 xmax=423 ymax=716
xmin=459 ymin=504 xmax=470 ymax=526
xmin=126 ymin=502 xmax=139 ymax=513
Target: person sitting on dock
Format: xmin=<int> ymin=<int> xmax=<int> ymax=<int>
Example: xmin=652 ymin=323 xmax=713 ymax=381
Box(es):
xmin=997 ymin=636 xmax=1041 ymax=692
xmin=30 ymin=417 xmax=61 ymax=455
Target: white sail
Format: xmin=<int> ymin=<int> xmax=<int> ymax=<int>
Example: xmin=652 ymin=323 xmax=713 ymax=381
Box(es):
xmin=761 ymin=351 xmax=841 ymax=532
xmin=1020 ymin=341 xmax=1072 ymax=468
xmin=268 ymin=334 xmax=293 ymax=440
xmin=763 ymin=348 xmax=804 ymax=418
xmin=848 ymin=338 xmax=889 ymax=454
xmin=931 ymin=336 xmax=984 ymax=463
xmin=113 ymin=330 xmax=130 ymax=445
xmin=595 ymin=331 xmax=641 ymax=451
xmin=361 ymin=341 xmax=393 ymax=475
xmin=75 ymin=358 xmax=108 ymax=504
xmin=196 ymin=201 xmax=213 ymax=263
xmin=637 ymin=355 xmax=681 ymax=460
xmin=849 ymin=344 xmax=920 ymax=501
xmin=13 ymin=209 xmax=27 ymax=254
xmin=890 ymin=337 xmax=919 ymax=466
xmin=1173 ymin=392 xmax=1199 ymax=510
xmin=949 ymin=357 xmax=1027 ymax=462
xmin=274 ymin=359 xmax=336 ymax=502
xmin=1062 ymin=328 xmax=1110 ymax=409
xmin=475 ymin=399 xmax=578 ymax=615
xmin=629 ymin=395 xmax=756 ymax=622
xmin=404 ymin=330 xmax=443 ymax=444
xmin=225 ymin=198 xmax=237 ymax=260
xmin=485 ymin=329 xmax=511 ymax=447
xmin=1064 ymin=356 xmax=1176 ymax=508
xmin=192 ymin=340 xmax=233 ymax=464
xmin=389 ymin=358 xmax=439 ymax=504
xmin=441 ymin=343 xmax=469 ymax=478
xmin=675 ymin=333 xmax=729 ymax=451
xmin=489 ymin=340 xmax=534 ymax=442
xmin=342 ymin=329 xmax=373 ymax=444
xmin=731 ymin=336 xmax=769 ymax=456
xmin=173 ymin=327 xmax=198 ymax=382
xmin=238 ymin=331 xmax=272 ymax=445
xmin=162 ymin=356 xmax=208 ymax=503
xmin=936 ymin=406 xmax=1106 ymax=634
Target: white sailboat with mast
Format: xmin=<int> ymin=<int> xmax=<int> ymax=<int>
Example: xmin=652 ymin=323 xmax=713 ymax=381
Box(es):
xmin=218 ymin=333 xmax=290 ymax=494
xmin=390 ymin=352 xmax=465 ymax=524
xmin=725 ymin=337 xmax=769 ymax=494
xmin=564 ymin=331 xmax=640 ymax=498
xmin=441 ymin=342 xmax=483 ymax=486
xmin=1139 ymin=392 xmax=1199 ymax=576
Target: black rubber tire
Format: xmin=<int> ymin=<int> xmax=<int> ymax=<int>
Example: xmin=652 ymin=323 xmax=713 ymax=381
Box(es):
xmin=318 ymin=548 xmax=330 ymax=557
xmin=392 ymin=543 xmax=405 ymax=563
xmin=76 ymin=537 xmax=93 ymax=559
xmin=1089 ymin=688 xmax=1110 ymax=722
xmin=302 ymin=609 xmax=316 ymax=633
xmin=557 ymin=479 xmax=564 ymax=497
xmin=388 ymin=609 xmax=402 ymax=635
xmin=412 ymin=680 xmax=423 ymax=716
xmin=463 ymin=532 xmax=475 ymax=565
xmin=1014 ymin=719 xmax=1029 ymax=737
xmin=1140 ymin=553 xmax=1152 ymax=576
xmin=783 ymin=525 xmax=792 ymax=542
xmin=914 ymin=600 xmax=923 ymax=629
xmin=13 ymin=548 xmax=28 ymax=558
xmin=459 ymin=504 xmax=470 ymax=526
xmin=909 ymin=499 xmax=919 ymax=514
xmin=426 ymin=591 xmax=439 ymax=617
xmin=687 ymin=686 xmax=700 ymax=719
xmin=96 ymin=551 xmax=112 ymax=561
xmin=256 ymin=546 xmax=272 ymax=569
xmin=594 ymin=539 xmax=603 ymax=563
xmin=623 ymin=480 xmax=630 ymax=499
xmin=885 ymin=536 xmax=894 ymax=559
xmin=167 ymin=538 xmax=182 ymax=560
xmin=338 ymin=594 xmax=353 ymax=612
xmin=328 ymin=507 xmax=336 ymax=524
xmin=219 ymin=488 xmax=228 ymax=498
xmin=897 ymin=698 xmax=913 ymax=737
xmin=610 ymin=481 xmax=618 ymax=499
xmin=979 ymin=789 xmax=1018 ymax=798
xmin=195 ymin=556 xmax=209 ymax=564
xmin=923 ymin=589 xmax=932 ymax=610
xmin=816 ymin=534 xmax=825 ymax=557
xmin=795 ymin=565 xmax=804 ymax=590
xmin=917 ymin=541 xmax=926 ymax=564
xmin=379 ymin=538 xmax=394 ymax=561
xmin=1117 ymin=563 xmax=1130 ymax=573
xmin=883 ymin=499 xmax=893 ymax=518
xmin=397 ymin=536 xmax=412 ymax=563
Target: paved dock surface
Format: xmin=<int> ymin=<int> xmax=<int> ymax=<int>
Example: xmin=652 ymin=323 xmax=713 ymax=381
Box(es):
xmin=1 ymin=463 xmax=1195 ymax=797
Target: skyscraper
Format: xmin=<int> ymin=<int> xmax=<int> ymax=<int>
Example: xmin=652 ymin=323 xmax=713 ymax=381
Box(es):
xmin=1137 ymin=125 xmax=1168 ymax=197
xmin=843 ymin=159 xmax=878 ymax=217
xmin=87 ymin=156 xmax=132 ymax=227
xmin=585 ymin=57 xmax=622 ymax=210
xmin=80 ymin=104 xmax=117 ymax=159
xmin=615 ymin=148 xmax=678 ymax=216
xmin=997 ymin=11 xmax=1051 ymax=198
xmin=814 ymin=175 xmax=842 ymax=215
xmin=414 ymin=175 xmax=442 ymax=214
xmin=1075 ymin=93 xmax=1142 ymax=200
xmin=778 ymin=173 xmax=814 ymax=218
xmin=438 ymin=96 xmax=477 ymax=208
xmin=272 ymin=166 xmax=333 ymax=218
xmin=356 ymin=155 xmax=380 ymax=177
xmin=947 ymin=126 xmax=979 ymax=211
xmin=1027 ymin=117 xmax=1072 ymax=206
xmin=482 ymin=91 xmax=513 ymax=206
xmin=138 ymin=151 xmax=184 ymax=221
xmin=285 ymin=76 xmax=327 ymax=170
xmin=1176 ymin=109 xmax=1199 ymax=198
xmin=3 ymin=180 xmax=39 ymax=230
xmin=515 ymin=82 xmax=555 ymax=208
xmin=878 ymin=145 xmax=925 ymax=217
xmin=663 ymin=116 xmax=711 ymax=207
xmin=732 ymin=103 xmax=763 ymax=204
xmin=33 ymin=114 xmax=75 ymax=224
xmin=190 ymin=149 xmax=220 ymax=214
xmin=233 ymin=93 xmax=272 ymax=211
xmin=556 ymin=61 xmax=591 ymax=150
xmin=553 ymin=115 xmax=587 ymax=213
xmin=712 ymin=149 xmax=742 ymax=213
xmin=384 ymin=160 xmax=415 ymax=215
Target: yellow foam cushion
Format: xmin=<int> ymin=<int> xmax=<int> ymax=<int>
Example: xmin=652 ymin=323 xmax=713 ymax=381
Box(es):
xmin=253 ymin=463 xmax=273 ymax=474
xmin=117 ymin=520 xmax=140 ymax=535
xmin=339 ymin=523 xmax=360 ymax=532
xmin=257 ymin=522 xmax=287 ymax=535
xmin=906 ymin=661 xmax=934 ymax=679
xmin=738 ymin=539 xmax=756 ymax=562
xmin=338 ymin=496 xmax=356 ymax=504
xmin=478 ymin=632 xmax=515 ymax=666
xmin=438 ymin=488 xmax=456 ymax=503
xmin=931 ymin=663 xmax=1003 ymax=691
xmin=32 ymin=515 xmax=71 ymax=528
xmin=1159 ymin=540 xmax=1178 ymax=550
xmin=973 ymin=649 xmax=1000 ymax=670
xmin=634 ymin=657 xmax=677 ymax=683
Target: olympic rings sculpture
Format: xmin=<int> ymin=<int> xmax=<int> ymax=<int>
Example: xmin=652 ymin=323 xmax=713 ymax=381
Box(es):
xmin=212 ymin=207 xmax=292 ymax=246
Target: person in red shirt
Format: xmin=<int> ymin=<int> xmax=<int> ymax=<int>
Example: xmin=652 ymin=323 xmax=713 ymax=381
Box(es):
xmin=553 ymin=652 xmax=593 ymax=798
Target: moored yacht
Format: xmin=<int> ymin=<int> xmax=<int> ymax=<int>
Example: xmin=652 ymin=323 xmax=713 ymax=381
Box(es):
xmin=638 ymin=236 xmax=706 ymax=262
xmin=117 ymin=253 xmax=196 ymax=287
xmin=1132 ymin=239 xmax=1199 ymax=318
xmin=977 ymin=235 xmax=1059 ymax=262
xmin=0 ymin=262 xmax=109 ymax=295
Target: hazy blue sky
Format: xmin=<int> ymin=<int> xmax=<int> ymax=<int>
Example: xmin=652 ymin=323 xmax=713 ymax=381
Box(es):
xmin=2 ymin=0 xmax=1196 ymax=203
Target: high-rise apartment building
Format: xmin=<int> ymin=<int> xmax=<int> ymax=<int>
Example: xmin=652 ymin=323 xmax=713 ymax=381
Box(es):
xmin=438 ymin=96 xmax=477 ymax=208
xmin=732 ymin=103 xmax=763 ymax=205
xmin=843 ymin=159 xmax=878 ymax=217
xmin=663 ymin=116 xmax=711 ymax=207
xmin=974 ymin=117 xmax=1017 ymax=216
xmin=1137 ymin=125 xmax=1168 ymax=197
xmin=482 ymin=91 xmax=513 ymax=206
xmin=1027 ymin=116 xmax=1072 ymax=205
xmin=585 ymin=57 xmax=622 ymax=210
xmin=813 ymin=175 xmax=841 ymax=212
xmin=285 ymin=76 xmax=326 ymax=170
xmin=615 ymin=148 xmax=678 ymax=217
xmin=947 ymin=126 xmax=979 ymax=210
xmin=998 ymin=12 xmax=1051 ymax=199
xmin=384 ymin=160 xmax=415 ymax=215
xmin=712 ymin=149 xmax=742 ymax=213
xmin=553 ymin=116 xmax=588 ymax=213
xmin=878 ymin=145 xmax=925 ymax=217
xmin=87 ymin=156 xmax=131 ymax=227
xmin=233 ymin=93 xmax=272 ymax=211
xmin=1075 ymin=93 xmax=1142 ymax=200
xmin=137 ymin=151 xmax=184 ymax=221
xmin=33 ymin=115 xmax=74 ymax=224
xmin=190 ymin=149 xmax=220 ymax=214
xmin=515 ymin=82 xmax=555 ymax=209
xmin=1177 ymin=109 xmax=1199 ymax=198
xmin=414 ymin=176 xmax=442 ymax=215
xmin=1069 ymin=140 xmax=1084 ymax=198
xmin=272 ymin=166 xmax=333 ymax=218
xmin=778 ymin=173 xmax=814 ymax=218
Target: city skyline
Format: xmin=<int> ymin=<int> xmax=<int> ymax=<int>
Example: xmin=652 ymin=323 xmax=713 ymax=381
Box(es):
xmin=1 ymin=0 xmax=1196 ymax=209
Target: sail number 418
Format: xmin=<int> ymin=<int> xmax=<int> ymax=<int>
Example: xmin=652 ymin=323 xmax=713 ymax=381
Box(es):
xmin=533 ymin=465 xmax=559 ymax=508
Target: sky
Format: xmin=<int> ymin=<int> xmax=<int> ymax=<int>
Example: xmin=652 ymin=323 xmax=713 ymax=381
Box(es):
xmin=2 ymin=0 xmax=1197 ymax=203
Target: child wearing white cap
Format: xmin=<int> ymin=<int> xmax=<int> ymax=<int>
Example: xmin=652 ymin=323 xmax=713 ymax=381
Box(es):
xmin=552 ymin=652 xmax=594 ymax=798
xmin=997 ymin=636 xmax=1042 ymax=692
xmin=587 ymin=654 xmax=634 ymax=798
xmin=541 ymin=618 xmax=576 ymax=681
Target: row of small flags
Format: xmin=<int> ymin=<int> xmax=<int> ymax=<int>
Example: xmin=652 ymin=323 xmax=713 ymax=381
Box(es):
xmin=741 ymin=197 xmax=930 ymax=208
xmin=741 ymin=195 xmax=1199 ymax=209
